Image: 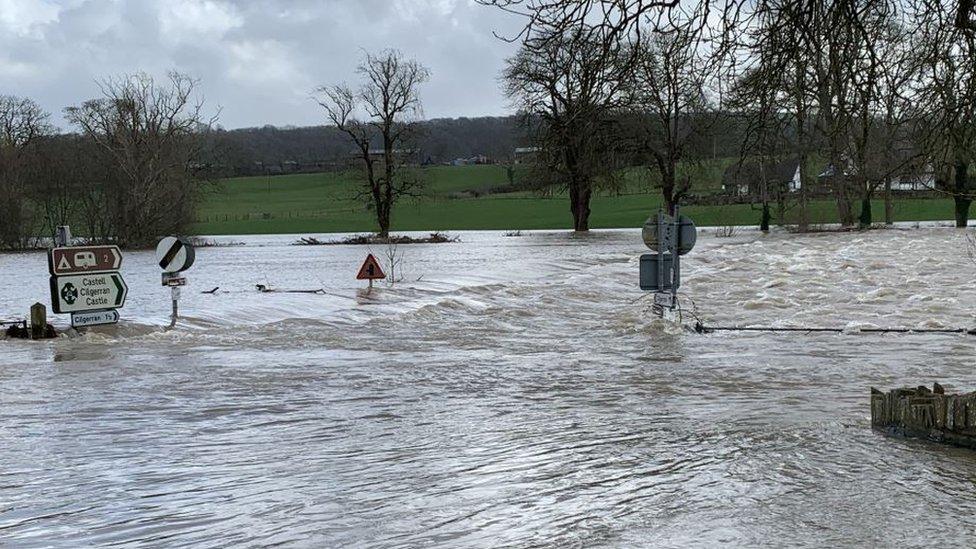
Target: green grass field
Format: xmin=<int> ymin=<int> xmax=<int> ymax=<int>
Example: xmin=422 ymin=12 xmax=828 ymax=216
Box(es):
xmin=191 ymin=164 xmax=962 ymax=235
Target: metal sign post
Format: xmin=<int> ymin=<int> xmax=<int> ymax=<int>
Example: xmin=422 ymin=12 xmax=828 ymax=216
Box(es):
xmin=170 ymin=286 xmax=181 ymax=327
xmin=162 ymin=272 xmax=188 ymax=327
xmin=639 ymin=208 xmax=696 ymax=318
xmin=156 ymin=237 xmax=195 ymax=328
xmin=656 ymin=211 xmax=667 ymax=296
xmin=670 ymin=205 xmax=681 ymax=309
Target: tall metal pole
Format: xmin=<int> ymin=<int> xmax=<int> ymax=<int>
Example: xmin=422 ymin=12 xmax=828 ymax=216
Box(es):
xmin=656 ymin=210 xmax=665 ymax=294
xmin=672 ymin=205 xmax=680 ymax=309
xmin=169 ymin=286 xmax=180 ymax=328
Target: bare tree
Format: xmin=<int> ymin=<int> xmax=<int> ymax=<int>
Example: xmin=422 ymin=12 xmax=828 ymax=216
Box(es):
xmin=802 ymin=2 xmax=866 ymax=228
xmin=0 ymin=95 xmax=51 ymax=249
xmin=829 ymin=4 xmax=926 ymax=228
xmin=504 ymin=30 xmax=628 ymax=231
xmin=736 ymin=0 xmax=926 ymax=229
xmin=741 ymin=0 xmax=867 ymax=228
xmin=917 ymin=0 xmax=976 ymax=227
xmin=65 ymin=72 xmax=217 ymax=247
xmin=315 ymin=50 xmax=429 ymax=238
xmin=870 ymin=16 xmax=928 ymax=226
xmin=0 ymin=96 xmax=49 ymax=148
xmin=728 ymin=58 xmax=798 ymax=230
xmin=477 ymin=0 xmax=679 ymax=54
xmin=486 ymin=0 xmax=743 ymax=224
xmin=957 ymin=0 xmax=976 ymax=33
xmin=720 ymin=0 xmax=809 ymax=230
xmin=625 ymin=3 xmax=729 ymax=215
xmin=384 ymin=240 xmax=405 ymax=285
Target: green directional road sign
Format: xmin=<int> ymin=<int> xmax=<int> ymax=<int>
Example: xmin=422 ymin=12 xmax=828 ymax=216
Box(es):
xmin=50 ymin=272 xmax=128 ymax=314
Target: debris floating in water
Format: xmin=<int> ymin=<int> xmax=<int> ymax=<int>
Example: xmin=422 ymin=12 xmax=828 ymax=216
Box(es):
xmin=255 ymin=284 xmax=326 ymax=294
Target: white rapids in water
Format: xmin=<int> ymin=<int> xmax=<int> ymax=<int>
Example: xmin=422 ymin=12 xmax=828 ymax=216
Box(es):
xmin=2 ymin=227 xmax=976 ymax=547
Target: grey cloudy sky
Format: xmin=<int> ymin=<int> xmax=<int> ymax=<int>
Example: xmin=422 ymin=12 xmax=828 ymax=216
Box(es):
xmin=0 ymin=0 xmax=525 ymax=130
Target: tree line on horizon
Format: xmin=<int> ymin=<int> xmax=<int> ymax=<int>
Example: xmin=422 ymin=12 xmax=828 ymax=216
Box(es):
xmin=2 ymin=0 xmax=975 ymax=247
xmin=0 ymin=62 xmax=747 ymax=248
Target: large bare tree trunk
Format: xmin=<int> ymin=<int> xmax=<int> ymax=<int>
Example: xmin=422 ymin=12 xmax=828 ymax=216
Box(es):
xmin=884 ymin=180 xmax=893 ymax=225
xmin=859 ymin=196 xmax=872 ymax=228
xmin=834 ymin=175 xmax=857 ymax=227
xmin=661 ymin=169 xmax=680 ymax=216
xmin=858 ymin=178 xmax=875 ymax=228
xmin=776 ymin=189 xmax=787 ymax=228
xmin=760 ymin=202 xmax=771 ymax=232
xmin=569 ymin=183 xmax=592 ymax=231
xmin=955 ymin=160 xmax=971 ymax=228
xmin=379 ymin=136 xmax=395 ymax=238
xmin=377 ymin=202 xmax=391 ymax=238
xmin=797 ymin=153 xmax=810 ymax=231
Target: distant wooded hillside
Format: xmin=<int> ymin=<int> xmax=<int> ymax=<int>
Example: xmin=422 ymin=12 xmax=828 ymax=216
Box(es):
xmin=212 ymin=113 xmax=754 ymax=177
xmin=214 ymin=116 xmax=533 ymax=176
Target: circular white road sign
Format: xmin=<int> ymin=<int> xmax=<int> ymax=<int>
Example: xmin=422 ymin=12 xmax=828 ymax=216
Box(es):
xmin=155 ymin=236 xmax=195 ymax=273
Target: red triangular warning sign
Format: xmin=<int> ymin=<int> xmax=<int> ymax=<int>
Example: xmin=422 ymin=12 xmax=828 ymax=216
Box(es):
xmin=356 ymin=254 xmax=386 ymax=280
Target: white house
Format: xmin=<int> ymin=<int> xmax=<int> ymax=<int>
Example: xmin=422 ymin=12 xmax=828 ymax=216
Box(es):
xmin=889 ymin=164 xmax=936 ymax=191
xmin=722 ymin=158 xmax=803 ymax=196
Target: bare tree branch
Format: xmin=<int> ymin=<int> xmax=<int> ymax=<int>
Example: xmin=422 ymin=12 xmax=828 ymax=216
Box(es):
xmin=314 ymin=50 xmax=430 ymax=237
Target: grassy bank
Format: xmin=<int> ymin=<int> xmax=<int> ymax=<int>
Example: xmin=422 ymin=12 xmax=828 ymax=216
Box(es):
xmin=191 ymin=165 xmax=961 ymax=235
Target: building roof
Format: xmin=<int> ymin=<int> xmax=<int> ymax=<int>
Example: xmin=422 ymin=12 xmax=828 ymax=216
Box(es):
xmin=722 ymin=158 xmax=798 ymax=188
xmin=366 ymin=148 xmax=418 ymax=155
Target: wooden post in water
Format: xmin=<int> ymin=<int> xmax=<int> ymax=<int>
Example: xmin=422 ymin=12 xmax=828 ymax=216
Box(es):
xmin=55 ymin=225 xmax=71 ymax=247
xmin=871 ymin=384 xmax=976 ymax=449
xmin=30 ymin=302 xmax=46 ymax=340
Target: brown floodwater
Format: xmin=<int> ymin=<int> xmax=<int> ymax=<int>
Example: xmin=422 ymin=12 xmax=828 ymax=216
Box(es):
xmin=2 ymin=228 xmax=976 ymax=547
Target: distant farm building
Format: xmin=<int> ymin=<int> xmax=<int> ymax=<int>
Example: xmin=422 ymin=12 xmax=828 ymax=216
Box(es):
xmin=888 ymin=164 xmax=936 ymax=191
xmin=722 ymin=158 xmax=803 ymax=197
xmin=347 ymin=148 xmax=423 ymax=167
xmin=251 ymin=160 xmax=343 ymax=175
xmin=451 ymin=155 xmax=489 ymax=166
xmin=513 ymin=147 xmax=540 ymax=164
xmin=818 ymin=159 xmax=938 ymax=193
xmin=367 ymin=148 xmax=420 ymax=161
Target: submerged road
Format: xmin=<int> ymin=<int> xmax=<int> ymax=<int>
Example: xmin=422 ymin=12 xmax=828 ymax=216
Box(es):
xmin=2 ymin=228 xmax=976 ymax=547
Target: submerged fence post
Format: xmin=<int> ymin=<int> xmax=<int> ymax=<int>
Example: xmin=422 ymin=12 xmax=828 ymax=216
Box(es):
xmin=30 ymin=303 xmax=46 ymax=340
